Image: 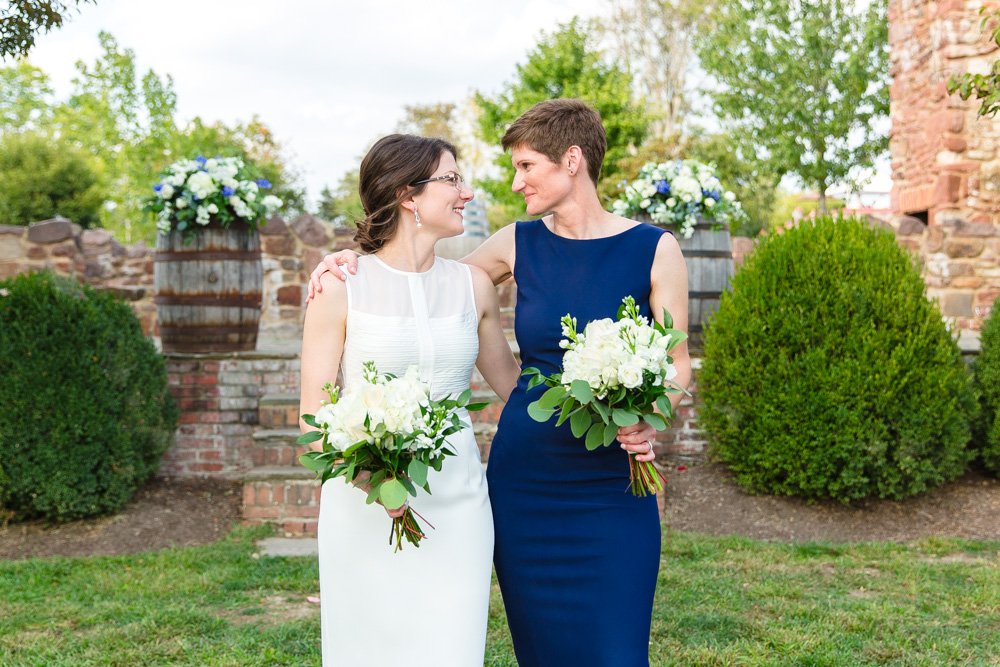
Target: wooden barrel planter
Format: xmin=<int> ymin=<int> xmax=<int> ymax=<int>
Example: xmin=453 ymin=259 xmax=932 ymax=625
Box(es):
xmin=154 ymin=225 xmax=262 ymax=353
xmin=676 ymin=221 xmax=734 ymax=348
xmin=643 ymin=219 xmax=733 ymax=350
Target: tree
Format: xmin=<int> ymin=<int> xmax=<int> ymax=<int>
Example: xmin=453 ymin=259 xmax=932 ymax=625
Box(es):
xmin=0 ymin=61 xmax=53 ymax=131
xmin=694 ymin=0 xmax=889 ymax=213
xmin=316 ymin=168 xmax=363 ymax=227
xmin=686 ymin=132 xmax=781 ymax=237
xmin=0 ymin=131 xmax=106 ymax=227
xmin=0 ymin=32 xmax=303 ymax=243
xmin=475 ymin=19 xmax=648 ymax=228
xmin=593 ymin=0 xmax=711 ymax=139
xmin=948 ymin=9 xmax=1000 ymax=118
xmin=0 ymin=0 xmax=94 ymax=58
xmin=396 ymin=102 xmax=459 ymax=145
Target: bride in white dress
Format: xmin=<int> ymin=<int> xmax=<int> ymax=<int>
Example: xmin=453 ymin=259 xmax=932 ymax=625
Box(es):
xmin=299 ymin=134 xmax=519 ymax=667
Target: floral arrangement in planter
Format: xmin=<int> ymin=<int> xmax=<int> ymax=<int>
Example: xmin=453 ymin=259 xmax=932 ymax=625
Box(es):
xmin=145 ymin=156 xmax=282 ymax=237
xmin=610 ymin=160 xmax=745 ymax=238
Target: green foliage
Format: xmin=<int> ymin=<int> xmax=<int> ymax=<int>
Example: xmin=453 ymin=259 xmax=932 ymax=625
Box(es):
xmin=947 ymin=9 xmax=1000 ymax=118
xmin=699 ymin=216 xmax=977 ymax=503
xmin=694 ymin=0 xmax=889 ymax=212
xmin=0 ymin=131 xmax=106 ymax=227
xmin=0 ymin=0 xmax=95 ymax=58
xmin=475 ymin=19 xmax=648 ymax=226
xmin=0 ymin=271 xmax=177 ymax=521
xmin=0 ymin=60 xmax=54 ymax=130
xmin=766 ymin=190 xmax=845 ymax=233
xmin=685 ymin=132 xmax=781 ymax=238
xmin=973 ymin=305 xmax=1000 ymax=475
xmin=0 ymin=32 xmax=302 ymax=243
xmin=316 ymin=169 xmax=363 ymax=227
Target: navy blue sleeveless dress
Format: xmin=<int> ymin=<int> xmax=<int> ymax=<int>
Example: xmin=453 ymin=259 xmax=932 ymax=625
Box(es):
xmin=487 ymin=219 xmax=666 ymax=667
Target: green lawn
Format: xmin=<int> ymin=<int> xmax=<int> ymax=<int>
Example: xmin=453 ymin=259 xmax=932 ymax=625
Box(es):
xmin=1 ymin=528 xmax=998 ymax=666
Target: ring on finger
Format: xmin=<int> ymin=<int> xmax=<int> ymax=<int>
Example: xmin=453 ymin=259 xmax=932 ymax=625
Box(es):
xmin=646 ymin=440 xmax=654 ymax=454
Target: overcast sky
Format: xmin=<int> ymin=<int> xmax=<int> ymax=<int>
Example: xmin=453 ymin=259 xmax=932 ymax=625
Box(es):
xmin=19 ymin=0 xmax=611 ymax=203
xmin=17 ymin=0 xmax=890 ymax=206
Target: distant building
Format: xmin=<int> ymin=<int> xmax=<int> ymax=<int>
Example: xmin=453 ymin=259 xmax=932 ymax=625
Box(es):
xmin=460 ymin=199 xmax=489 ymax=239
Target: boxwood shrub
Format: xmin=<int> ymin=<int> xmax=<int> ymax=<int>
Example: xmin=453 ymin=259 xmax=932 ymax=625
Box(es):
xmin=0 ymin=271 xmax=177 ymax=521
xmin=699 ymin=216 xmax=977 ymax=503
xmin=973 ymin=305 xmax=1000 ymax=475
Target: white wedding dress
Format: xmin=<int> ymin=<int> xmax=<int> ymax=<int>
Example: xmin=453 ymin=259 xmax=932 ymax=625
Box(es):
xmin=317 ymin=254 xmax=494 ymax=667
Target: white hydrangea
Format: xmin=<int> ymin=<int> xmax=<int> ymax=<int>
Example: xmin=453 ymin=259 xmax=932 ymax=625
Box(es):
xmin=186 ymin=171 xmax=217 ymax=200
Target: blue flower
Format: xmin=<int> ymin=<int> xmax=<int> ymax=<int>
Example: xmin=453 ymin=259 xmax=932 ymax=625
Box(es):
xmin=153 ymin=183 xmax=163 ymax=192
xmin=655 ymin=180 xmax=671 ymax=195
xmin=195 ymin=156 xmax=207 ymax=166
xmin=256 ymin=178 xmax=272 ymax=189
xmin=223 ymin=186 xmax=235 ymax=197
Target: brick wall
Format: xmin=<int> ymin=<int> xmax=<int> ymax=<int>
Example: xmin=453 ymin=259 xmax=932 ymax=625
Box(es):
xmin=162 ymin=352 xmax=300 ymax=478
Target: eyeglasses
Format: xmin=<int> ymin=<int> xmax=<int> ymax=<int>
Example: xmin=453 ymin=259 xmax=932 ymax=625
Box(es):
xmin=411 ymin=172 xmax=468 ymax=192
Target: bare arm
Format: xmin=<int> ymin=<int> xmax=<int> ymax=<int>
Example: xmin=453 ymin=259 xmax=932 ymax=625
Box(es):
xmin=617 ymin=232 xmax=691 ymax=462
xmin=299 ymin=273 xmax=348 ymax=433
xmin=299 ymin=273 xmax=405 ymax=518
xmin=470 ymin=265 xmax=519 ymax=401
xmin=650 ymin=232 xmax=692 ymax=409
xmin=459 ymin=223 xmax=516 ymax=286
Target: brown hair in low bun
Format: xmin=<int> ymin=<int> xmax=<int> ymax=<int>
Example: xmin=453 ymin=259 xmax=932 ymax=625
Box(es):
xmin=354 ymin=134 xmax=458 ymax=253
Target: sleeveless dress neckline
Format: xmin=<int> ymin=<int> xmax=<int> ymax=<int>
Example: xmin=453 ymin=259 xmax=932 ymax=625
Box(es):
xmin=536 ymin=218 xmax=647 ymax=242
xmin=369 ymin=253 xmax=439 ymax=275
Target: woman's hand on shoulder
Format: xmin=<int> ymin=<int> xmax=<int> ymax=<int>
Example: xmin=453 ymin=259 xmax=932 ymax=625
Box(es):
xmin=306 ymin=249 xmax=361 ymax=303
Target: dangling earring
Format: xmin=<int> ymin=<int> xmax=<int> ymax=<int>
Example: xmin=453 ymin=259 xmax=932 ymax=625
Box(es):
xmin=414 ymin=207 xmax=422 ymax=228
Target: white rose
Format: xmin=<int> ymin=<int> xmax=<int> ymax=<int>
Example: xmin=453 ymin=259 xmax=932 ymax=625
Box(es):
xmin=704 ymin=198 xmax=715 ymax=208
xmin=159 ymin=184 xmax=174 ymax=199
xmin=666 ymin=198 xmax=677 ymax=207
xmin=619 ymin=363 xmax=644 ymax=389
xmin=175 ymin=198 xmax=188 ymax=209
xmin=725 ymin=191 xmax=736 ymax=201
xmin=207 ymin=203 xmax=219 ymax=214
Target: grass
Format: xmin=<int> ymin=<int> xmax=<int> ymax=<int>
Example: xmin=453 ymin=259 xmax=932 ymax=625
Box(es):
xmin=1 ymin=528 xmax=998 ymax=666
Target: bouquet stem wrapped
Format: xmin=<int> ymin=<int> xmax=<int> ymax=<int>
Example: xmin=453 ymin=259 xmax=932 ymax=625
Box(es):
xmin=298 ymin=362 xmax=486 ymax=551
xmin=523 ymin=297 xmax=688 ymax=497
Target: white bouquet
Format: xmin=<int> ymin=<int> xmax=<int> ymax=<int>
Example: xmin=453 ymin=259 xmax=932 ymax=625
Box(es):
xmin=523 ymin=297 xmax=688 ymax=496
xmin=144 ymin=155 xmax=283 ymax=239
xmin=610 ymin=160 xmax=745 ymax=239
xmin=298 ymin=362 xmax=486 ymax=551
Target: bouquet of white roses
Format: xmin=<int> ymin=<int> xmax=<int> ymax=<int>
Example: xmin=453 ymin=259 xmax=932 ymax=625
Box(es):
xmin=610 ymin=160 xmax=745 ymax=239
xmin=522 ymin=296 xmax=688 ymax=496
xmin=144 ymin=156 xmax=283 ymax=239
xmin=298 ymin=361 xmax=487 ymax=551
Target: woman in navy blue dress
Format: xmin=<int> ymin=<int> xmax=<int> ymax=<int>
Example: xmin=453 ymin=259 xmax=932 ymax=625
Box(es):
xmin=309 ymin=99 xmax=692 ymax=666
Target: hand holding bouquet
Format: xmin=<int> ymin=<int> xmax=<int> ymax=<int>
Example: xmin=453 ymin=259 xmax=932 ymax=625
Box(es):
xmin=298 ymin=362 xmax=486 ymax=551
xmin=523 ymin=296 xmax=688 ymax=496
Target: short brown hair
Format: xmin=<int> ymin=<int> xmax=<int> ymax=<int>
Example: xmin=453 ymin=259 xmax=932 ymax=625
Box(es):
xmin=355 ymin=134 xmax=457 ymax=253
xmin=501 ymin=99 xmax=607 ymax=185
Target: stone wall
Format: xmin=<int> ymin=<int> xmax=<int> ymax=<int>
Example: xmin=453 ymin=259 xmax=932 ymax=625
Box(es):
xmin=889 ymin=0 xmax=1000 ymax=330
xmin=0 ymin=215 xmax=358 ymax=346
